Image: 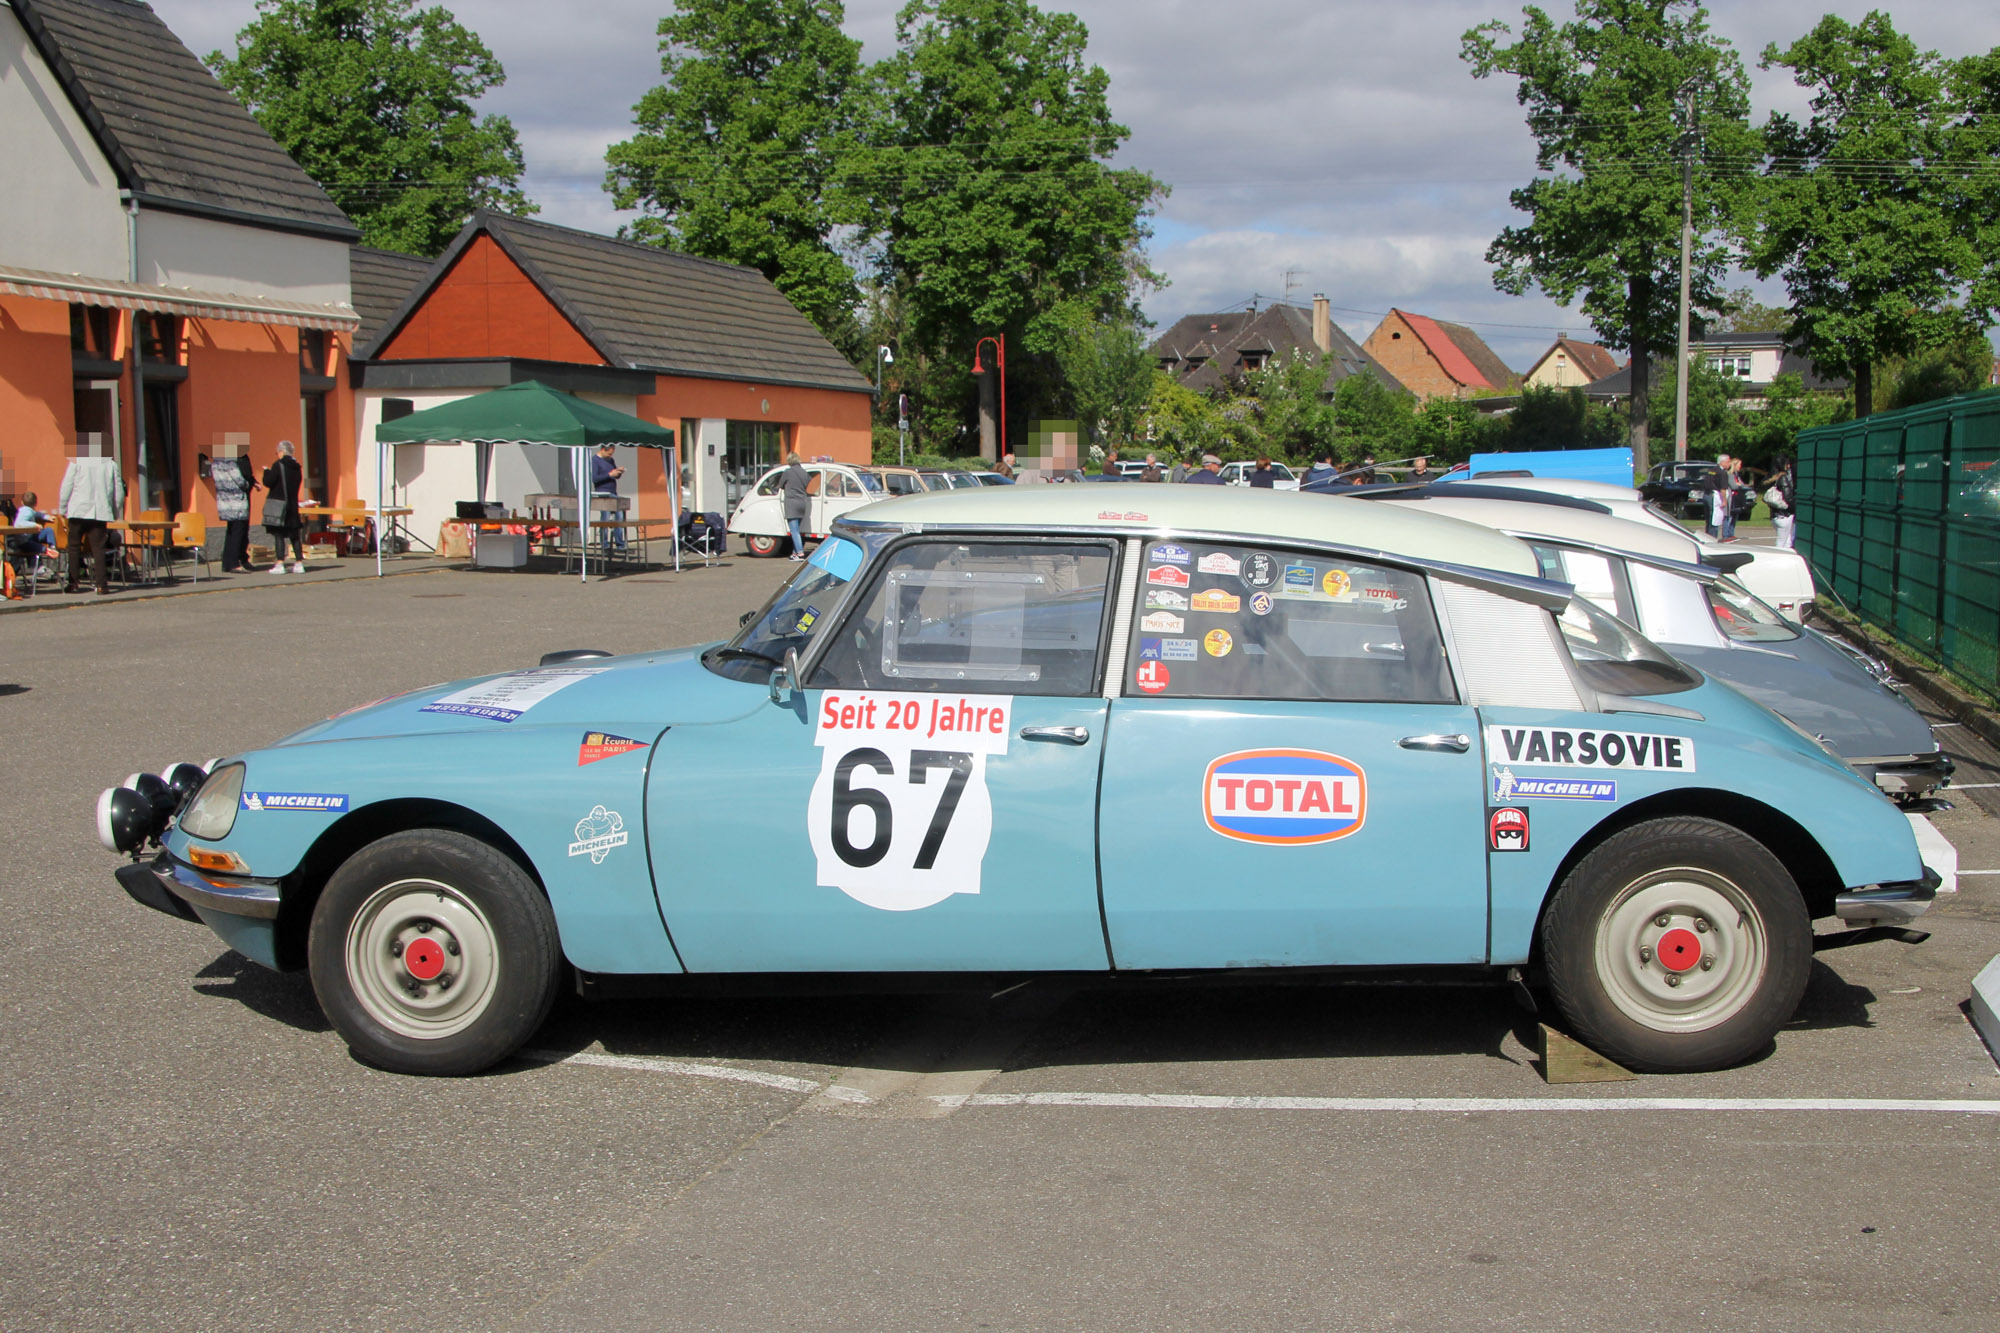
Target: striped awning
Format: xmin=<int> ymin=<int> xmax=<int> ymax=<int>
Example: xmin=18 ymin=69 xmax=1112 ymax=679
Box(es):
xmin=0 ymin=265 xmax=360 ymax=332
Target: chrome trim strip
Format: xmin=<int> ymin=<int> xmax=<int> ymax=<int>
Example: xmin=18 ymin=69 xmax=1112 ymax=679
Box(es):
xmin=163 ymin=857 xmax=282 ymax=920
xmin=835 ymin=519 xmax=1576 ymax=611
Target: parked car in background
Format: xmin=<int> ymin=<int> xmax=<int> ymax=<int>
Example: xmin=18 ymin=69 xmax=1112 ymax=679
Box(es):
xmin=919 ymin=469 xmax=984 ymax=491
xmin=729 ymin=462 xmax=911 ymax=556
xmin=1218 ymin=460 xmax=1301 ymax=491
xmin=103 ymin=486 xmax=1935 ymax=1079
xmin=1641 ymin=460 xmax=1757 ymax=522
xmin=966 ymin=470 xmax=1015 ymax=486
xmin=1375 ymin=493 xmax=1950 ymax=803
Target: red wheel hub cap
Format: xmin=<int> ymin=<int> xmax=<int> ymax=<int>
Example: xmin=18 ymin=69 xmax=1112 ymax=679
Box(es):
xmin=1656 ymin=927 xmax=1702 ymax=973
xmin=405 ymin=936 xmax=447 ymax=981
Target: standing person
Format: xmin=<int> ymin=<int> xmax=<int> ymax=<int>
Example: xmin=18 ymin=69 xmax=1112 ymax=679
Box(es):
xmin=781 ymin=451 xmax=812 ymax=561
xmin=1101 ymin=447 xmax=1122 ymax=478
xmin=1768 ymin=456 xmax=1798 ymax=550
xmin=262 ymin=440 xmax=308 ymax=573
xmin=212 ymin=452 xmax=257 ymax=572
xmin=1182 ymin=453 xmax=1225 ymax=485
xmin=995 ymin=452 xmax=1016 ymax=480
xmin=58 ymin=452 xmax=124 ymax=595
xmin=1358 ymin=454 xmax=1379 ymax=484
xmin=1248 ymin=454 xmax=1277 ymax=488
xmin=1408 ymin=455 xmax=1433 ymax=485
xmin=1710 ymin=453 xmax=1741 ymax=542
xmin=1139 ymin=452 xmax=1164 ymax=483
xmin=591 ymin=443 xmax=627 ymax=558
xmin=1302 ymin=451 xmax=1336 ymax=488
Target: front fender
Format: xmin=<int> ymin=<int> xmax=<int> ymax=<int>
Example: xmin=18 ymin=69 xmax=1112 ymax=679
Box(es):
xmin=164 ymin=725 xmax=682 ymax=975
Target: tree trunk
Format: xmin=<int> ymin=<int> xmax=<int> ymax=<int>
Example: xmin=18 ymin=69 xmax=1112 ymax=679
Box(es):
xmin=1854 ymin=359 xmax=1873 ymax=418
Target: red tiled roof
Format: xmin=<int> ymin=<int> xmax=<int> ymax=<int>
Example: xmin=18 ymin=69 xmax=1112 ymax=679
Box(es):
xmin=1396 ymin=309 xmax=1490 ymax=389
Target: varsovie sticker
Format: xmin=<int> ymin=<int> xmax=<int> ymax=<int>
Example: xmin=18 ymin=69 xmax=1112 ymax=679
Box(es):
xmin=1203 ymin=749 xmax=1366 ymax=845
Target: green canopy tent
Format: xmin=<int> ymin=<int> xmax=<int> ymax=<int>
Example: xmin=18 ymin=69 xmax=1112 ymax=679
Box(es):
xmin=372 ymin=380 xmax=680 ymax=581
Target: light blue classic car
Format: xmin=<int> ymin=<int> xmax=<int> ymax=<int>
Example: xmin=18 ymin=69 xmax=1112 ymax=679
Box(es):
xmin=99 ymin=488 xmax=1938 ymax=1076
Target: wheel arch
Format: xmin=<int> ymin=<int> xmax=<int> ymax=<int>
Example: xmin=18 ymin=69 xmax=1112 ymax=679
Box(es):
xmin=1527 ymin=787 xmax=1843 ymax=965
xmin=272 ymin=798 xmax=546 ymax=971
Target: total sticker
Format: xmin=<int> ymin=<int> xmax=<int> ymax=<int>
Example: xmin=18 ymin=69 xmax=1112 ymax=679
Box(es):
xmin=1136 ymin=660 xmax=1172 ymax=694
xmin=808 ymin=691 xmax=1011 ymax=911
xmin=1204 ymin=628 xmax=1233 ymax=657
xmin=1204 ymin=749 xmax=1366 ymax=845
xmin=1191 ymin=589 xmax=1240 ymax=613
xmin=1322 ymin=569 xmax=1353 ymax=599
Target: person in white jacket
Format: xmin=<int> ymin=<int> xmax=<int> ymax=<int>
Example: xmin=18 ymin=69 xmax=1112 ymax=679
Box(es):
xmin=57 ymin=455 xmax=125 ymax=595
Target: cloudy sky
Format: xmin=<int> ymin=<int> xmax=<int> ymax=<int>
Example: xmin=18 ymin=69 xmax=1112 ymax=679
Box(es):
xmin=153 ymin=0 xmax=2000 ymax=369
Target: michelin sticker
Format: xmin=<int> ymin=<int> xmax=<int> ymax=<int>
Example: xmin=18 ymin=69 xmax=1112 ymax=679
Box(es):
xmin=241 ymin=791 xmax=348 ymax=813
xmin=809 ymin=691 xmax=1010 ymax=911
xmin=1204 ymin=749 xmax=1366 ymax=845
xmin=1485 ymin=725 xmax=1695 ymax=772
xmin=568 ymin=805 xmax=628 ymax=862
xmin=421 ymin=667 xmax=606 ymax=723
xmin=1492 ymin=769 xmax=1617 ymax=802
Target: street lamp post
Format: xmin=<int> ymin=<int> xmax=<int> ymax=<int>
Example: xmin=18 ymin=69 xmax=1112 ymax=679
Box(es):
xmin=972 ymin=334 xmax=1006 ymax=464
xmin=874 ymin=343 xmax=894 ymax=461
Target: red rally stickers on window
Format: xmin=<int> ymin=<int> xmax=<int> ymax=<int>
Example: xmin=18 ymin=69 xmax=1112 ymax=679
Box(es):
xmin=1204 ymin=749 xmax=1366 ymax=845
xmin=1136 ymin=660 xmax=1171 ymax=693
xmin=1146 ymin=565 xmax=1190 ymax=588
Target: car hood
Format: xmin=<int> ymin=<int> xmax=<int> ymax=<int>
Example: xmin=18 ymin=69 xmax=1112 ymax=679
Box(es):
xmin=275 ymin=644 xmax=766 ymax=747
xmin=1669 ymin=629 xmax=1937 ymax=760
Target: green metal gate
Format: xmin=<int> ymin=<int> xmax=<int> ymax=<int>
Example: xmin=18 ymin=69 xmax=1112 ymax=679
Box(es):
xmin=1797 ymin=393 xmax=2000 ymax=700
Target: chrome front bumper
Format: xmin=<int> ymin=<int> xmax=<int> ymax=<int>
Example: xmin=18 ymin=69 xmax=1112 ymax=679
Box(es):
xmin=116 ymin=853 xmax=281 ymax=922
xmin=1862 ymin=752 xmax=1956 ymax=800
xmin=1835 ymin=867 xmax=1941 ymax=926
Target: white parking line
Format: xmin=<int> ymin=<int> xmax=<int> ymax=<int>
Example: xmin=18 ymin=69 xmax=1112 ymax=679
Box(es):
xmin=519 ymin=1048 xmax=822 ymax=1092
xmin=1950 ymin=782 xmax=2000 ymax=788
xmin=1909 ymin=812 xmax=1959 ymax=892
xmin=937 ymin=1092 xmax=2000 ymax=1114
xmin=1959 ymin=870 xmax=2000 ymax=876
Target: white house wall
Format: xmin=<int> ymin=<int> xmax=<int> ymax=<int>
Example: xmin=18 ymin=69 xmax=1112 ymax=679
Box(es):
xmin=0 ymin=2 xmax=128 ymax=278
xmin=137 ymin=210 xmax=350 ymax=306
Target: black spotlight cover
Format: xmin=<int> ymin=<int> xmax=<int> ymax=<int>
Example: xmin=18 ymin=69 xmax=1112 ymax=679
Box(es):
xmin=96 ymin=787 xmax=152 ymax=856
xmin=165 ymin=763 xmax=207 ymax=806
xmin=130 ymin=772 xmax=176 ymax=836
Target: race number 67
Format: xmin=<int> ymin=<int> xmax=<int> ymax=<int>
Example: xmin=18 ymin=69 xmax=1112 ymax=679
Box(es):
xmin=830 ymin=748 xmax=973 ymax=870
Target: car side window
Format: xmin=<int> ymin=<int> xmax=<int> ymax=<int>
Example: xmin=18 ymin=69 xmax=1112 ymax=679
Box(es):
xmin=1529 ymin=544 xmax=1635 ymax=624
xmin=756 ymin=471 xmax=783 ymax=497
xmin=1127 ymin=540 xmax=1455 ymax=704
xmin=811 ymin=540 xmax=1116 ymax=696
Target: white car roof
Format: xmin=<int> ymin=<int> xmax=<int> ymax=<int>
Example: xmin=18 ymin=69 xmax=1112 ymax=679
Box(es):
xmin=1380 ymin=494 xmax=1704 ymax=566
xmin=832 ymin=485 xmax=1543 ymax=579
xmin=1451 ymin=475 xmax=1643 ymax=502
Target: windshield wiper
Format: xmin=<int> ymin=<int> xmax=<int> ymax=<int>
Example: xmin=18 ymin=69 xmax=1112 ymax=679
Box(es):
xmin=709 ymin=646 xmax=780 ymax=667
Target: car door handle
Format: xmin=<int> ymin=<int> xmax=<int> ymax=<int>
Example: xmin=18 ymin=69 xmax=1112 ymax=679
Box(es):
xmin=1020 ymin=725 xmax=1090 ymax=745
xmin=1398 ymin=733 xmax=1470 ymax=753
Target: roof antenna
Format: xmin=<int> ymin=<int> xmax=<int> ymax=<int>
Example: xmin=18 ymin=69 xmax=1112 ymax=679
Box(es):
xmin=1281 ymin=268 xmax=1309 ymax=306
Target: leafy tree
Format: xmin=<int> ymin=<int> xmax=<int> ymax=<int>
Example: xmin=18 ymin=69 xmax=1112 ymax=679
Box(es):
xmin=1746 ymin=12 xmax=1984 ymax=416
xmin=1143 ymin=371 xmax=1228 ymax=459
xmin=1237 ymin=352 xmax=1339 ymax=462
xmin=863 ymin=0 xmax=1167 ymax=449
xmin=1482 ymin=384 xmax=1627 ymax=455
xmin=1329 ymin=373 xmax=1417 ymax=463
xmin=1057 ymin=320 xmax=1156 ymax=453
xmin=1410 ymin=395 xmax=1488 ymax=462
xmin=1882 ymin=326 xmax=2000 ymax=411
xmin=605 ymin=0 xmax=866 ymax=347
xmin=1462 ymin=1 xmax=1756 ymax=459
xmin=1646 ymin=359 xmax=1743 ymax=463
xmin=1714 ymin=285 xmax=1790 ymax=333
xmin=210 ymin=0 xmax=532 ymax=255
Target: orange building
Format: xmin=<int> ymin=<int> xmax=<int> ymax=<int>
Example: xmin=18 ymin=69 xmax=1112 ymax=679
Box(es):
xmin=352 ymin=212 xmax=874 ymax=538
xmin=0 ymin=0 xmax=361 ymax=538
xmin=1361 ymin=308 xmax=1520 ymax=402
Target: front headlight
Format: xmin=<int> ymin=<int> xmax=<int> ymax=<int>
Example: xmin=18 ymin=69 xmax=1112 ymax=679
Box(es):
xmin=179 ymin=762 xmax=245 ymax=841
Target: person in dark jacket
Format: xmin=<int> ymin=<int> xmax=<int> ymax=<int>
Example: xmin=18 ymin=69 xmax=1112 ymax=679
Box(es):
xmin=1248 ymin=454 xmax=1277 ymax=488
xmin=1770 ymin=456 xmax=1798 ymax=550
xmin=1183 ymin=453 xmax=1225 ymax=485
xmin=262 ymin=440 xmax=307 ymax=573
xmin=781 ymin=452 xmax=813 ymax=560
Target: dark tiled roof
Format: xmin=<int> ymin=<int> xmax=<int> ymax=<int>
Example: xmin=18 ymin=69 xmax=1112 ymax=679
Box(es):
xmin=365 ymin=213 xmax=871 ymax=394
xmin=1150 ymin=305 xmax=1395 ymax=395
xmin=14 ymin=0 xmax=356 ymax=238
xmin=1529 ymin=336 xmax=1620 ymax=384
xmin=348 ymin=247 xmax=433 ymax=349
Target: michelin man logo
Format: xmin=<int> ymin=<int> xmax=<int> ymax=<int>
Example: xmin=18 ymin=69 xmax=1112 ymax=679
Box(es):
xmin=1492 ymin=766 xmax=1518 ymax=801
xmin=568 ymin=805 xmax=629 ymax=863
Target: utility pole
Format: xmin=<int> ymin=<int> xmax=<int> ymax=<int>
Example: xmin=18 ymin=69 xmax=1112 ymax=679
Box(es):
xmin=1673 ymin=81 xmax=1697 ymax=465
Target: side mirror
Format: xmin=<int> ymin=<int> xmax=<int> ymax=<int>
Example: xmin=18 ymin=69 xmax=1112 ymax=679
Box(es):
xmin=769 ymin=647 xmax=801 ymax=705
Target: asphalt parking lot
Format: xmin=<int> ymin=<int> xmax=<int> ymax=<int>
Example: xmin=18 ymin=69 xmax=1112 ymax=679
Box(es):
xmin=4 ymin=555 xmax=1998 ymax=1332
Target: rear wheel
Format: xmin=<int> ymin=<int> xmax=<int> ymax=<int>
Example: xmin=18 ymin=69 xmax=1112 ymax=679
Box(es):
xmin=745 ymin=533 xmax=781 ymax=557
xmin=1541 ymin=817 xmax=1811 ymax=1073
xmin=308 ymin=829 xmax=560 ymax=1076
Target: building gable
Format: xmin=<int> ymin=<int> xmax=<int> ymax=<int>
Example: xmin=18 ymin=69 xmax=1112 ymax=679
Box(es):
xmin=373 ymin=234 xmax=606 ymax=366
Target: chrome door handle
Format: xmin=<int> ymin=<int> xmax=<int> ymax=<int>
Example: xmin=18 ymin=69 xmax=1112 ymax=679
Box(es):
xmin=1398 ymin=733 xmax=1470 ymax=753
xmin=1020 ymin=725 xmax=1090 ymax=745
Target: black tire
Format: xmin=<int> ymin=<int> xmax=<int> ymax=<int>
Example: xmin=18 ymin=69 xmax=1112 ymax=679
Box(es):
xmin=745 ymin=533 xmax=781 ymax=557
xmin=1541 ymin=816 xmax=1811 ymax=1074
xmin=308 ymin=829 xmax=561 ymax=1076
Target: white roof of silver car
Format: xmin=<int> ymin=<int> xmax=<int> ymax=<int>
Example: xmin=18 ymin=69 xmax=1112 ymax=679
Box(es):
xmin=836 ymin=484 xmax=1543 ymax=578
xmin=1380 ymin=494 xmax=1702 ymax=565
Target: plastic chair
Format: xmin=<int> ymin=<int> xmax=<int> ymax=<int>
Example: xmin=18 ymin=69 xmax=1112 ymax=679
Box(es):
xmin=169 ymin=511 xmax=210 ymax=582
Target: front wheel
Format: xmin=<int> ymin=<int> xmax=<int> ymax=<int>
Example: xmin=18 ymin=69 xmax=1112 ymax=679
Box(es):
xmin=744 ymin=533 xmax=781 ymax=557
xmin=1540 ymin=817 xmax=1811 ymax=1074
xmin=308 ymin=829 xmax=561 ymax=1076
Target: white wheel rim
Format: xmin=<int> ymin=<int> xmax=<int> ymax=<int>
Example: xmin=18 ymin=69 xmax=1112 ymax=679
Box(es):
xmin=1593 ymin=867 xmax=1768 ymax=1034
xmin=344 ymin=878 xmax=501 ymax=1040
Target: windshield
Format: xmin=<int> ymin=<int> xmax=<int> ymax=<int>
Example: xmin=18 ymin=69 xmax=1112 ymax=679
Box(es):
xmin=705 ymin=537 xmax=868 ymax=682
xmin=1556 ymin=595 xmax=1701 ymax=696
xmin=1705 ymin=578 xmax=1799 ymax=642
xmin=854 ymin=472 xmax=885 ymax=493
